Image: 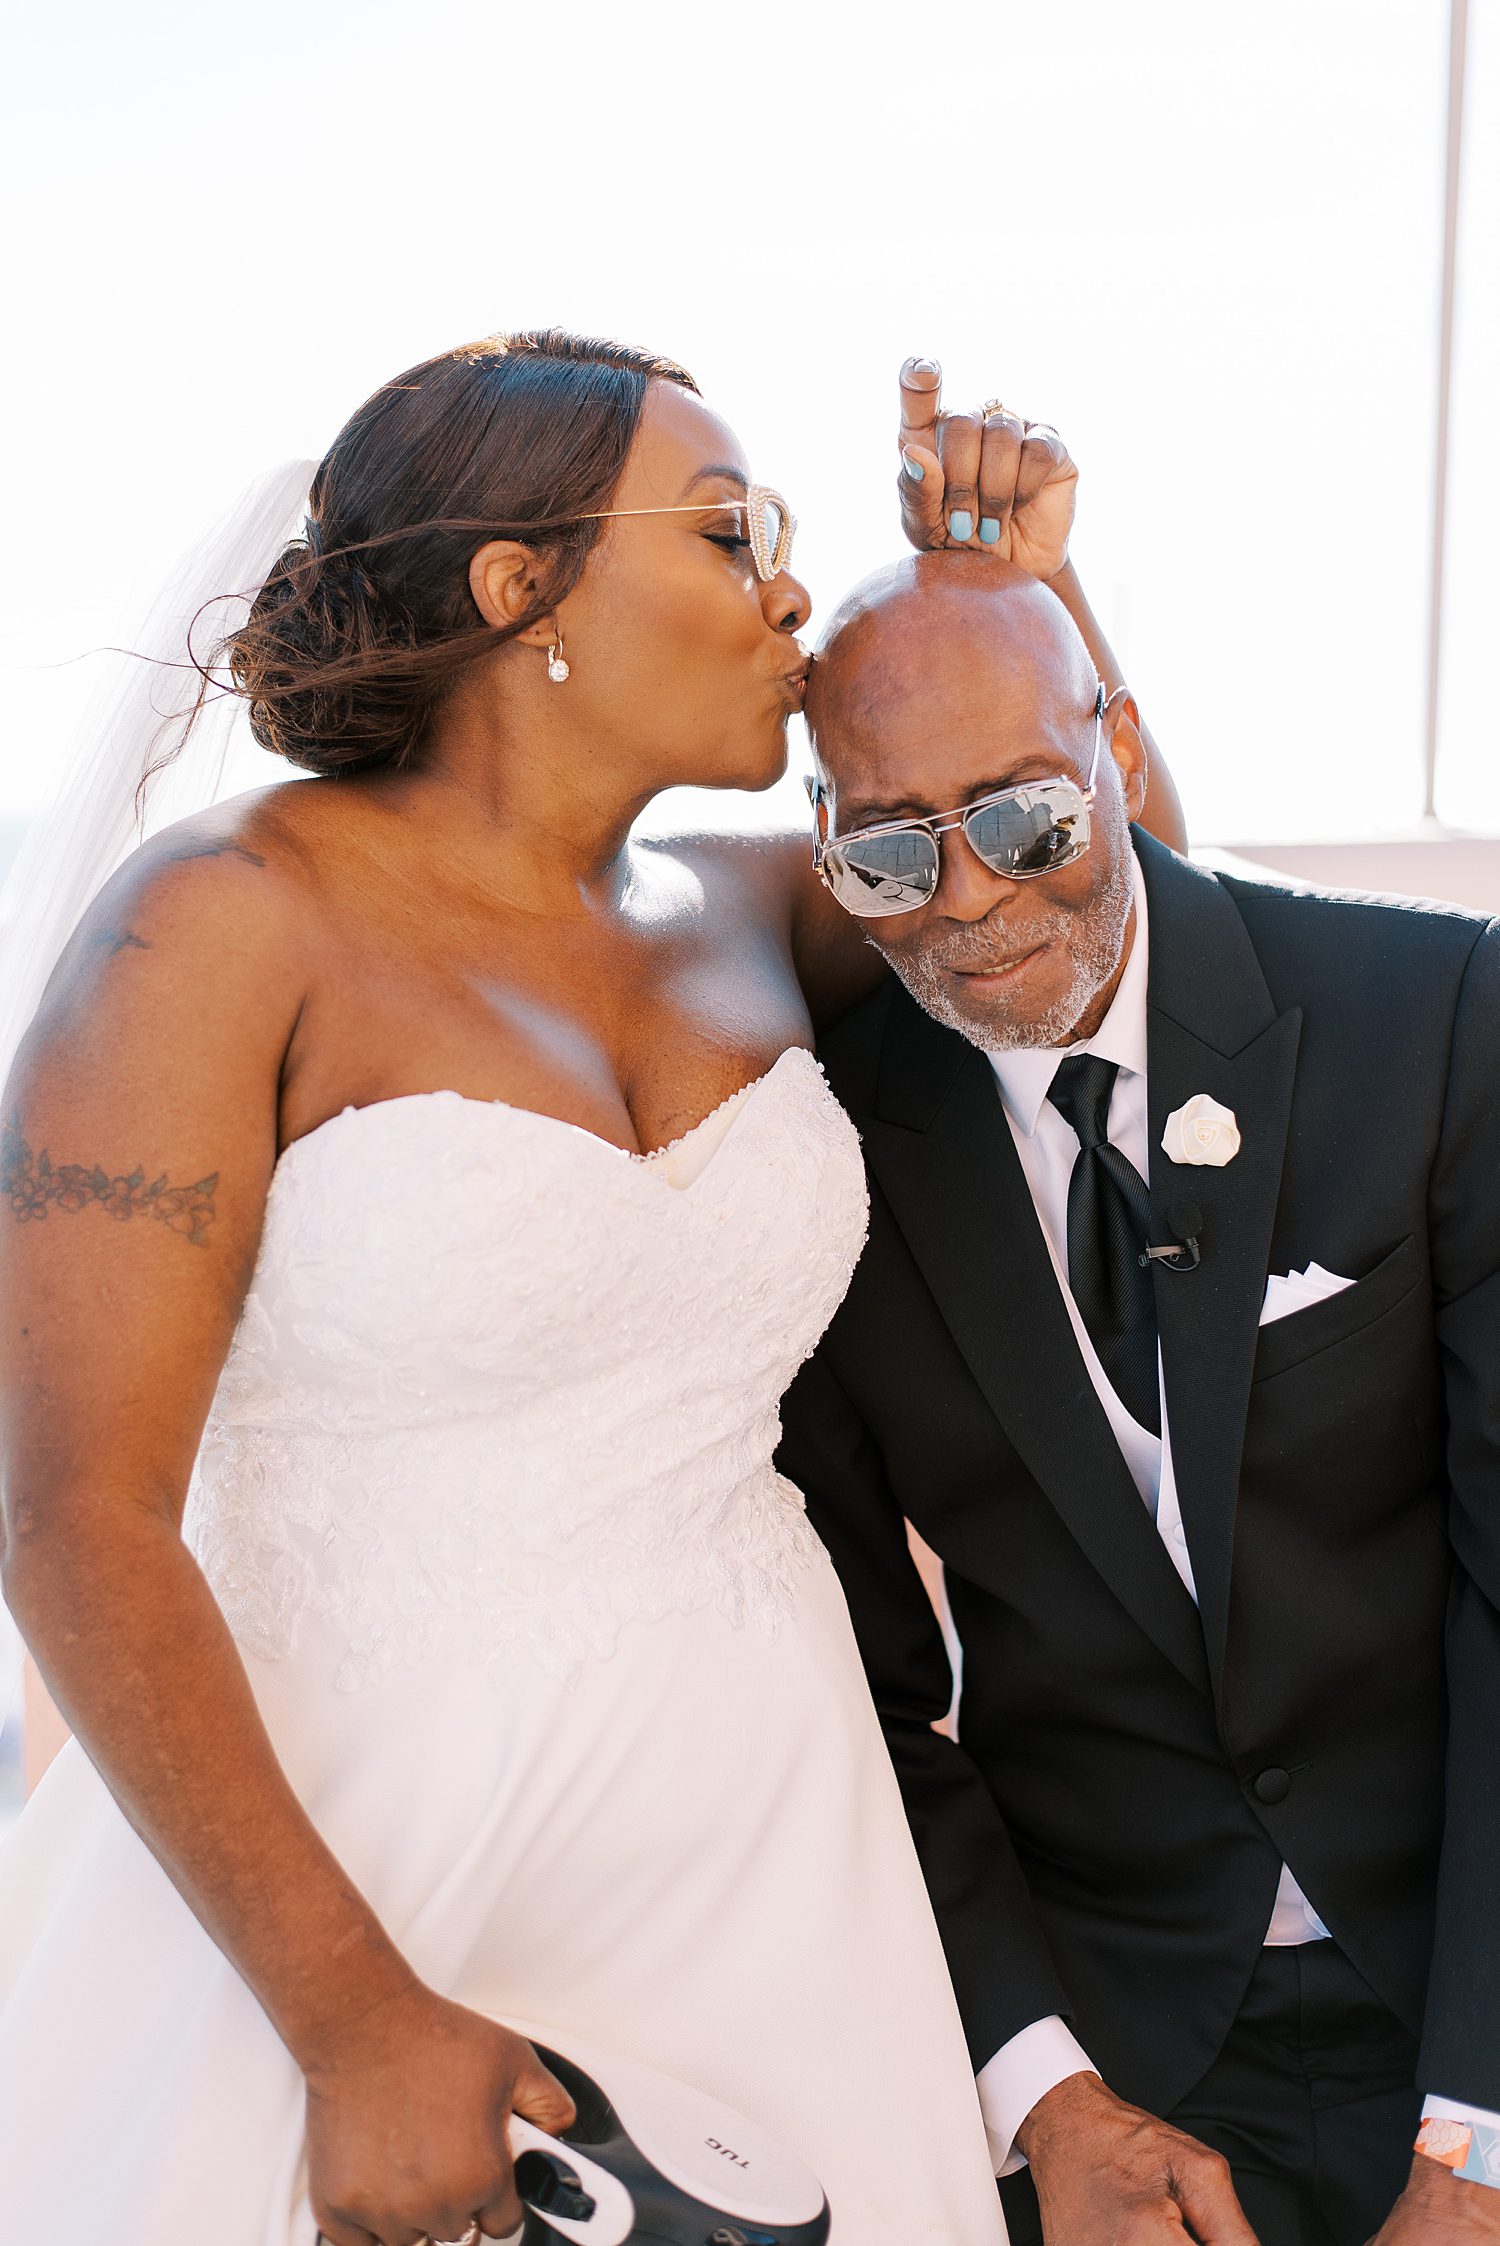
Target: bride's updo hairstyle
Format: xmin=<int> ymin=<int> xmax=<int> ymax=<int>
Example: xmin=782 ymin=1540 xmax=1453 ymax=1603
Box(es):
xmin=228 ymin=330 xmax=697 ymax=775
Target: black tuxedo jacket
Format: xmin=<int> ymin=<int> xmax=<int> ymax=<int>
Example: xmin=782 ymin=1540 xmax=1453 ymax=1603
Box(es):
xmin=776 ymin=833 xmax=1500 ymax=2116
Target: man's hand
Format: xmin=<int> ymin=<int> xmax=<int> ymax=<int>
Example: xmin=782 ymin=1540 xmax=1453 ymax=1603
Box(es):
xmin=1016 ymin=2071 xmax=1259 ymax=2244
xmin=896 ymin=356 xmax=1079 ymax=581
xmin=1367 ymin=2156 xmax=1500 ymax=2244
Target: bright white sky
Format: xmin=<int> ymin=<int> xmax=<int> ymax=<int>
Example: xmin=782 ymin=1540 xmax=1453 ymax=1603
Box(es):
xmin=0 ymin=0 xmax=1494 ymax=846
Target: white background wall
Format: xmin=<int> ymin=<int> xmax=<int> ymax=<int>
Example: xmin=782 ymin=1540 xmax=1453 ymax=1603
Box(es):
xmin=0 ymin=0 xmax=1494 ymax=856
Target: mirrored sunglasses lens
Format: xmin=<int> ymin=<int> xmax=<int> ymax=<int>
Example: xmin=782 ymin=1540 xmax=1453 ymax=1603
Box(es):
xmin=966 ymin=787 xmax=1088 ymax=878
xmin=825 ymin=831 xmax=940 ymax=916
xmin=764 ymin=498 xmax=790 ymax=570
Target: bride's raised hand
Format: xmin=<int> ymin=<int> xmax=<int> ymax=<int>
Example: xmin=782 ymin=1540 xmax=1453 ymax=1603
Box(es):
xmin=891 ymin=355 xmax=1187 ymax=849
xmin=304 ymin=1987 xmax=576 ymax=2245
xmin=896 ymin=355 xmax=1079 ymax=581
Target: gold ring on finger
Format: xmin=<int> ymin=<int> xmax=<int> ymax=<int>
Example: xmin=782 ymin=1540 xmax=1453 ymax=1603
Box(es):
xmin=982 ymin=399 xmax=1019 ymax=422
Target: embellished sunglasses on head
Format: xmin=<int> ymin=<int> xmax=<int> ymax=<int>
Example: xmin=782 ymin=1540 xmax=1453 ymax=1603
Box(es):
xmin=808 ymin=684 xmax=1110 ymax=920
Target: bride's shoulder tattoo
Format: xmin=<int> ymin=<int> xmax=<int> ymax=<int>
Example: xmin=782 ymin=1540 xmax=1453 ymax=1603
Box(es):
xmin=1 ymin=1113 xmax=220 ymax=1248
xmin=159 ymin=836 xmax=267 ymax=870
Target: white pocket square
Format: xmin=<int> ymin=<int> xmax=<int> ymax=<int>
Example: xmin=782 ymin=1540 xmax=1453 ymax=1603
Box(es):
xmin=1260 ymin=1262 xmax=1356 ymax=1327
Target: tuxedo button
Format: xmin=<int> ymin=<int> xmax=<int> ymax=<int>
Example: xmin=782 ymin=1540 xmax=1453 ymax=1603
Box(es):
xmin=1254 ymin=1767 xmax=1292 ymax=1805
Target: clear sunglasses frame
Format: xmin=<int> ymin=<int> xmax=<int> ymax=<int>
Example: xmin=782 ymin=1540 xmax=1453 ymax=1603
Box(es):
xmin=807 ymin=683 xmax=1110 ymax=919
xmin=562 ymin=485 xmax=797 ymax=584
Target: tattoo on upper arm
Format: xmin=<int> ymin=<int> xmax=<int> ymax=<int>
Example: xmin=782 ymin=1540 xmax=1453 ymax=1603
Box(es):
xmin=92 ymin=928 xmax=152 ymax=956
xmin=1 ymin=1115 xmax=219 ymax=1247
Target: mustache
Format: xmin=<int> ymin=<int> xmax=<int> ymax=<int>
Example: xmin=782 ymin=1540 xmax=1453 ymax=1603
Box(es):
xmin=916 ymin=903 xmax=1072 ymax=975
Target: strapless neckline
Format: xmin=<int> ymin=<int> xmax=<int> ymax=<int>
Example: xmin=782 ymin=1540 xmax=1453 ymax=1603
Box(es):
xmin=275 ymin=1045 xmax=819 ymax=1192
xmin=190 ymin=1034 xmax=868 ymax=1692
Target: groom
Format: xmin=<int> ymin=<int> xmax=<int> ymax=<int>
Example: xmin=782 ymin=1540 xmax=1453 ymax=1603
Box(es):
xmin=776 ymin=554 xmax=1500 ymax=2246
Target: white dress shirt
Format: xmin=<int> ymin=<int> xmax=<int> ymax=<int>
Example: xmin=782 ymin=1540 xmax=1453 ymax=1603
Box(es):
xmin=971 ymin=863 xmax=1331 ymax=2176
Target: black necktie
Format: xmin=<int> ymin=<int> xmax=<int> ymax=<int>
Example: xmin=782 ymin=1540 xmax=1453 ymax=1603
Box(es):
xmin=1047 ymin=1054 xmax=1160 ymax=1435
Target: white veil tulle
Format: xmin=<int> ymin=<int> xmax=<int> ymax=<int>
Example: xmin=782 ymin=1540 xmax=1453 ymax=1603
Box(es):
xmin=0 ymin=459 xmax=316 ymax=1752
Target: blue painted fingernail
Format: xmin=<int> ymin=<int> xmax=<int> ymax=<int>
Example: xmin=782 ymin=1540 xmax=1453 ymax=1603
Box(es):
xmin=948 ymin=510 xmax=973 ymax=541
xmin=979 ymin=516 xmax=1001 ymax=545
xmin=901 ymin=449 xmax=925 ymax=481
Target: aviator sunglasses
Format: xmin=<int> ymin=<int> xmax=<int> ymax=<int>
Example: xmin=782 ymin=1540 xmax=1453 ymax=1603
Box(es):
xmin=807 ymin=683 xmax=1113 ymax=919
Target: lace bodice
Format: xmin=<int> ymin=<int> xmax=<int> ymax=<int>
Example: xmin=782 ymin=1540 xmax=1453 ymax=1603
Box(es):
xmin=183 ymin=1049 xmax=868 ymax=1689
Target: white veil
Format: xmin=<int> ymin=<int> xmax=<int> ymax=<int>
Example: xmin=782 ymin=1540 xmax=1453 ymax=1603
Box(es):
xmin=0 ymin=460 xmax=316 ymax=1755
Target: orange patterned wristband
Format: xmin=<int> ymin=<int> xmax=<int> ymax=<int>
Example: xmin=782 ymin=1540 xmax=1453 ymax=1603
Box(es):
xmin=1415 ymin=2113 xmax=1500 ymax=2189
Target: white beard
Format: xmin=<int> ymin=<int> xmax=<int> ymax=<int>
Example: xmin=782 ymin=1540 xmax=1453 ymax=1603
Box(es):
xmin=881 ymin=839 xmax=1136 ymax=1053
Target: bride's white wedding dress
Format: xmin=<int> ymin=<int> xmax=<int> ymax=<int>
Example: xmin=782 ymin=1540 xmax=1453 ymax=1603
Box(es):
xmin=0 ymin=1048 xmax=1005 ymax=2244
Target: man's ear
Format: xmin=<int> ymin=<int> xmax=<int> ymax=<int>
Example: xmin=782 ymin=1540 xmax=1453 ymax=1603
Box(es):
xmin=467 ymin=539 xmax=555 ymax=647
xmin=1107 ymin=693 xmax=1149 ymax=823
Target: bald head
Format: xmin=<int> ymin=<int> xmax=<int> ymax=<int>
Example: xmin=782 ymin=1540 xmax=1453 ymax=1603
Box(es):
xmin=806 ymin=551 xmax=1147 ymax=1054
xmin=808 ymin=552 xmax=1100 ymax=823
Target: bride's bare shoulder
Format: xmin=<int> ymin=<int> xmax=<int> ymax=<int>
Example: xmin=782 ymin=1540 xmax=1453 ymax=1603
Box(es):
xmin=21 ymin=783 xmax=331 ymax=1063
xmin=85 ymin=775 xmax=361 ymax=927
xmin=640 ymin=823 xmax=886 ymax=1026
xmin=130 ymin=773 xmax=344 ymax=876
xmin=637 ymin=821 xmax=808 ymax=920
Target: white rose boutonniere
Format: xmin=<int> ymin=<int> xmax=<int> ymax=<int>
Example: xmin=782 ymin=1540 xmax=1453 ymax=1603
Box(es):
xmin=1162 ymin=1094 xmax=1241 ymax=1168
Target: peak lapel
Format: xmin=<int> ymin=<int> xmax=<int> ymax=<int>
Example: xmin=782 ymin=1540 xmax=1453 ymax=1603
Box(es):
xmin=1139 ymin=837 xmax=1302 ymax=1693
xmin=862 ymin=986 xmax=1210 ymax=1696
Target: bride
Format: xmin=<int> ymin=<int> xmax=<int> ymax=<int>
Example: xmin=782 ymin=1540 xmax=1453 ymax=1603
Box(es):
xmin=0 ymin=330 xmax=1182 ymax=2245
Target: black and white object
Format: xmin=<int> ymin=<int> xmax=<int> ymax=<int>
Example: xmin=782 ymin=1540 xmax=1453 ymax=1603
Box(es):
xmin=1139 ymin=1198 xmax=1204 ymax=1273
xmin=504 ymin=2025 xmax=831 ymax=2245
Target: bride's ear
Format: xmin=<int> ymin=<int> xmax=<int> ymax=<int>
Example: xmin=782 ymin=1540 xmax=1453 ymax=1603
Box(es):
xmin=468 ymin=540 xmax=554 ymax=646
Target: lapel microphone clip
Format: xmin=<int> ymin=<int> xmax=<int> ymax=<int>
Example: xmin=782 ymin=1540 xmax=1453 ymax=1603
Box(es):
xmin=1140 ymin=1200 xmax=1203 ymax=1274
